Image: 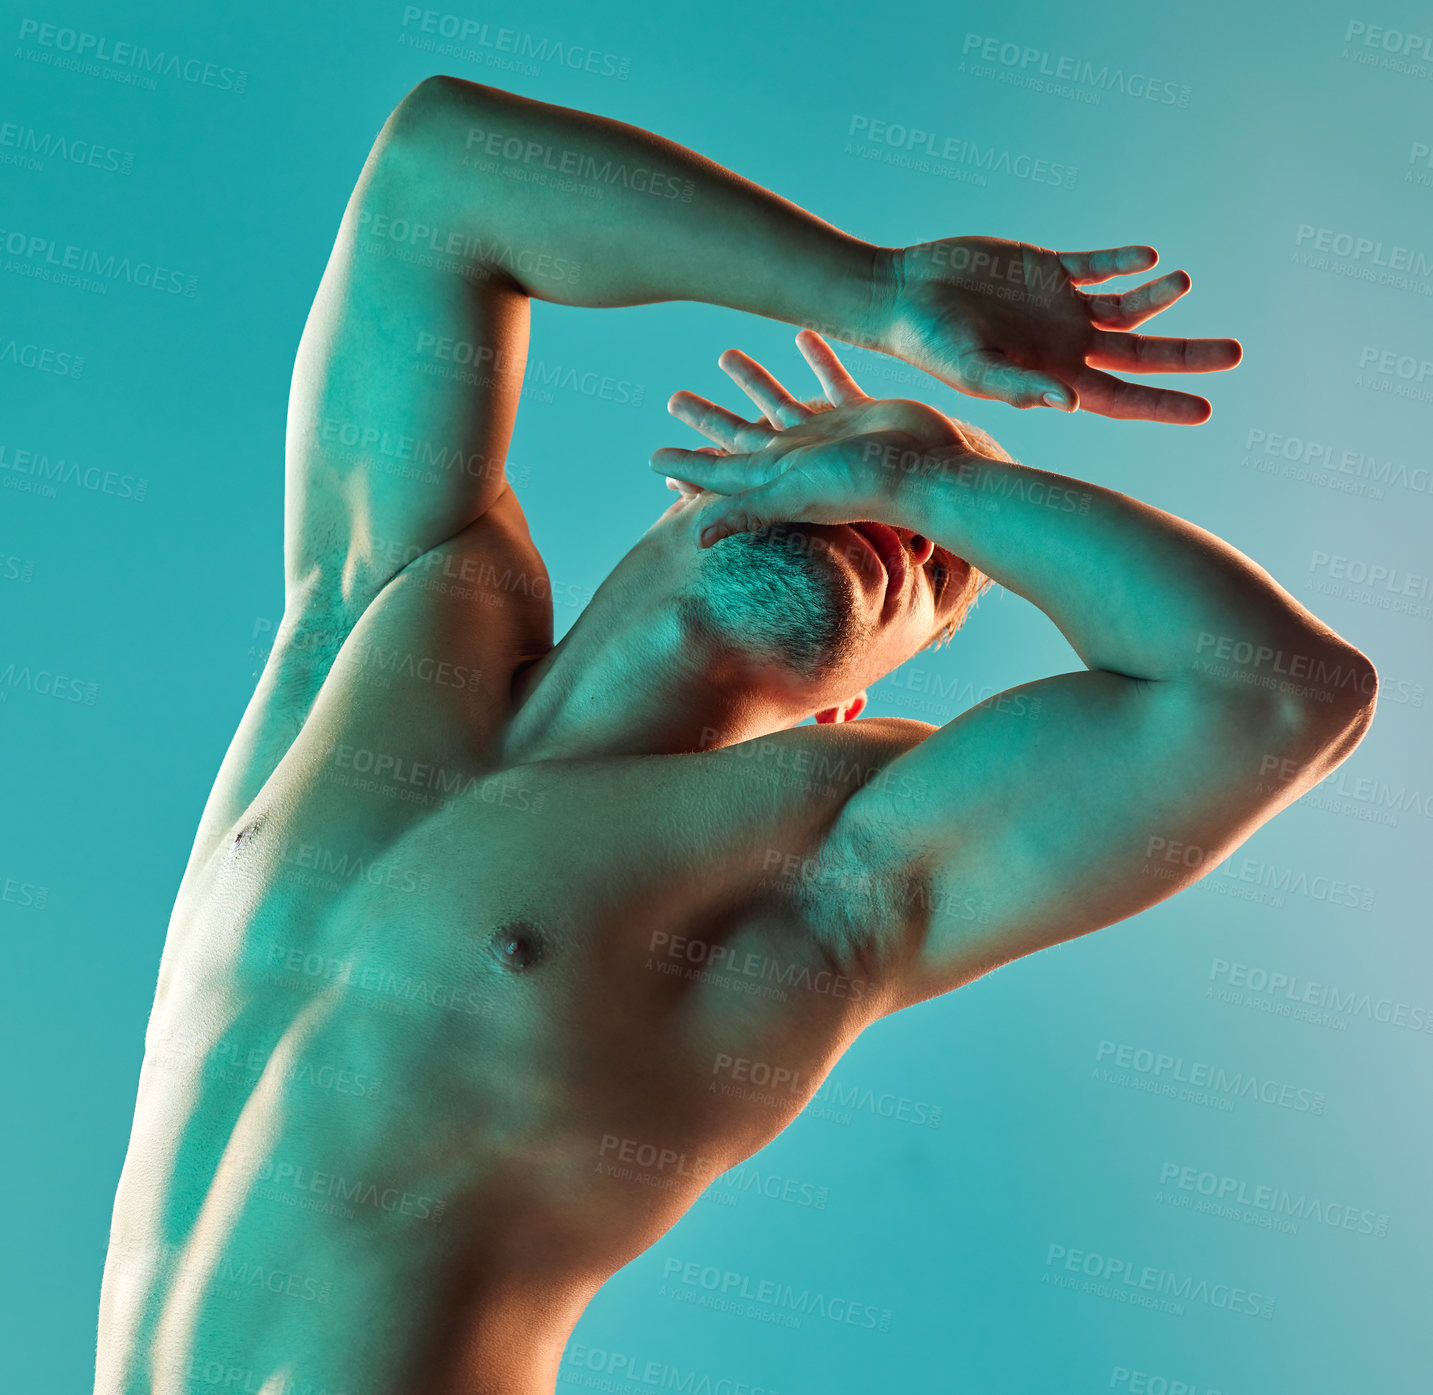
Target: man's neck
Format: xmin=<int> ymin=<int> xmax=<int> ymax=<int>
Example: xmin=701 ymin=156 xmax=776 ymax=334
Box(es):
xmin=501 ymin=607 xmax=803 ymax=764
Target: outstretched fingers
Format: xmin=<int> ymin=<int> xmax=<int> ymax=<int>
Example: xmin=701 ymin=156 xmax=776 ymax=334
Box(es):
xmin=1087 ymin=330 xmax=1243 ymax=374
xmin=1072 ymin=366 xmax=1212 ymax=424
xmin=718 ymin=348 xmax=811 ymax=427
xmin=649 ymin=445 xmax=763 ymax=495
xmin=794 ymin=329 xmax=867 ymax=405
xmin=1057 ymin=244 xmax=1158 ymax=286
xmin=667 ymin=390 xmax=773 ymax=451
xmin=1083 ymin=270 xmax=1191 ymax=330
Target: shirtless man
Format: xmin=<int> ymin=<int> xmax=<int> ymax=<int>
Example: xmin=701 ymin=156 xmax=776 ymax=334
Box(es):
xmin=94 ymin=76 xmax=1377 ymax=1395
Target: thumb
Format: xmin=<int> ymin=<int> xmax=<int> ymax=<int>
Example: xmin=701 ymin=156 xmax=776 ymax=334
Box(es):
xmin=956 ymin=350 xmax=1078 ymax=412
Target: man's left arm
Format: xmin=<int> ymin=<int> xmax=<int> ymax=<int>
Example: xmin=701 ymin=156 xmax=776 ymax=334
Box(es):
xmin=771 ymin=442 xmax=1376 ymax=1010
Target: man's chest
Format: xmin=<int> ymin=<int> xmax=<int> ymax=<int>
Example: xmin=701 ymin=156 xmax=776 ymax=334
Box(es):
xmin=194 ymin=616 xmax=933 ymax=1051
xmin=172 ymin=709 xmax=896 ymax=1086
xmin=154 ymin=759 xmax=879 ymax=1219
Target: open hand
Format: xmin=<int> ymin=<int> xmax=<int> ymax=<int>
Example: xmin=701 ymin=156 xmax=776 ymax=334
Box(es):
xmin=652 ymin=331 xmax=983 ymax=547
xmin=879 ymin=237 xmax=1241 ymax=424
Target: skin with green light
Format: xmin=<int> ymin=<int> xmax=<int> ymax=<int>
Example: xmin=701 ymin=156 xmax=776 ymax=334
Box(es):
xmin=94 ymin=76 xmax=1376 ymax=1395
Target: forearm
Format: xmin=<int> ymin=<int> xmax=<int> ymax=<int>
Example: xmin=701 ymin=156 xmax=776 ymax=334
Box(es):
xmin=894 ymin=445 xmax=1373 ymax=702
xmin=385 ymin=75 xmax=888 ymax=338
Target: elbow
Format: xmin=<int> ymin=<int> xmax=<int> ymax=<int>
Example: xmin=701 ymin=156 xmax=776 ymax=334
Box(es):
xmin=1182 ymin=638 xmax=1377 ymax=795
xmin=396 ymin=72 xmax=473 ymax=116
xmin=1344 ymin=645 xmax=1378 ymax=713
xmin=355 ymin=75 xmax=483 ymax=216
xmin=392 ymin=72 xmax=507 ymax=131
xmin=385 ymin=73 xmax=459 ymax=141
xmin=1312 ymin=643 xmax=1377 ymax=727
xmin=375 ymin=74 xmax=484 ymax=167
xmin=1335 ymin=646 xmax=1379 ymax=751
xmin=1273 ymin=643 xmax=1378 ymax=761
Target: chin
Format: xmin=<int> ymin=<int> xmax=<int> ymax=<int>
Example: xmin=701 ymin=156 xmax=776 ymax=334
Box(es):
xmin=680 ymin=531 xmax=865 ymax=682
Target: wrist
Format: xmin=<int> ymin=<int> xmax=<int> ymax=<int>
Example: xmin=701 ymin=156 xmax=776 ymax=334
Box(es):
xmin=860 ymin=244 xmax=902 ymax=355
xmin=860 ymin=433 xmax=962 ymax=531
xmin=879 ymin=439 xmax=1009 ymax=542
xmin=794 ymin=241 xmax=901 ymax=355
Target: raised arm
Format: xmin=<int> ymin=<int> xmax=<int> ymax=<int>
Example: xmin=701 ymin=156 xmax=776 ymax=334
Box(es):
xmin=281 ymin=74 xmax=900 ymax=645
xmin=398 ymin=76 xmax=883 ymax=329
xmin=220 ymin=76 xmax=911 ymax=843
xmin=405 ymin=79 xmax=1241 ymax=420
xmin=852 ymin=433 xmax=1375 ymax=1006
xmin=653 ymin=338 xmax=1377 ymax=1010
xmin=286 ymin=74 xmax=1242 ymax=643
xmin=228 ymin=74 xmax=1242 ymax=843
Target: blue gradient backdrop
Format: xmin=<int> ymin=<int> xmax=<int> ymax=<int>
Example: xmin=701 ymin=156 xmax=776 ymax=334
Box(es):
xmin=3 ymin=1 xmax=1430 ymax=1391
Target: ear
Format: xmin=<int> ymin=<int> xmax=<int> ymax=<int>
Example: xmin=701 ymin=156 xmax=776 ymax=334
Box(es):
xmin=814 ymin=690 xmax=868 ymax=724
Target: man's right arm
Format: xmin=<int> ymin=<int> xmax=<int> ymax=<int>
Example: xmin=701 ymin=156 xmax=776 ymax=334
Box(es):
xmin=214 ymin=73 xmax=890 ymax=851
xmin=280 ymin=83 xmax=529 ymax=647
xmin=279 ymin=72 xmax=901 ymax=661
xmin=195 ymin=83 xmax=536 ymax=855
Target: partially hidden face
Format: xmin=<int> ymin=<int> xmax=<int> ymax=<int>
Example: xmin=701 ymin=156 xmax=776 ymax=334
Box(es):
xmin=643 ymin=488 xmax=989 ymax=703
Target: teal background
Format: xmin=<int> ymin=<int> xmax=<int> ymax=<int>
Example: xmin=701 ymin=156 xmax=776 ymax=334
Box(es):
xmin=3 ymin=0 xmax=1431 ymax=1391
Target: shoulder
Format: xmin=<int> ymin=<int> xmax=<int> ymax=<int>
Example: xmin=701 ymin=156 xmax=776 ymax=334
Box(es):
xmin=194 ymin=490 xmax=547 ymax=866
xmin=846 ymin=714 xmax=938 ymax=742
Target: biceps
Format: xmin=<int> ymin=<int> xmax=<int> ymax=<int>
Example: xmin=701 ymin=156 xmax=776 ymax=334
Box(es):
xmin=284 ymin=112 xmax=528 ymax=620
xmin=845 ymin=673 xmax=1318 ymax=1000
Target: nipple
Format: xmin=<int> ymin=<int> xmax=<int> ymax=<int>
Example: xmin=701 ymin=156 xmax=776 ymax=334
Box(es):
xmin=489 ymin=922 xmax=545 ymax=973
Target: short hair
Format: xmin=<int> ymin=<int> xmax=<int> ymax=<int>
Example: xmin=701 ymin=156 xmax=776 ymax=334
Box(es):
xmin=799 ymin=397 xmax=995 ymax=651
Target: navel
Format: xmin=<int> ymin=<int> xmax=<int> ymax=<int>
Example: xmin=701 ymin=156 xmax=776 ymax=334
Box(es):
xmin=489 ymin=921 xmax=545 ymax=973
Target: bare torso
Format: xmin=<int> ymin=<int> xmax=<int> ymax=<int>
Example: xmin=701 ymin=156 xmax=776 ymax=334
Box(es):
xmin=96 ymin=490 xmax=927 ymax=1395
xmin=89 ymin=64 xmax=1378 ymax=1395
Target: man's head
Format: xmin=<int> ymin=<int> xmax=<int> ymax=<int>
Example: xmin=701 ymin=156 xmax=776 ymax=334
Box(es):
xmin=567 ymin=400 xmax=1000 ymax=736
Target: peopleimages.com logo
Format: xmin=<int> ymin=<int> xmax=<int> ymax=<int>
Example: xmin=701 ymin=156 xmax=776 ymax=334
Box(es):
xmin=15 ymin=19 xmax=248 ymax=92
